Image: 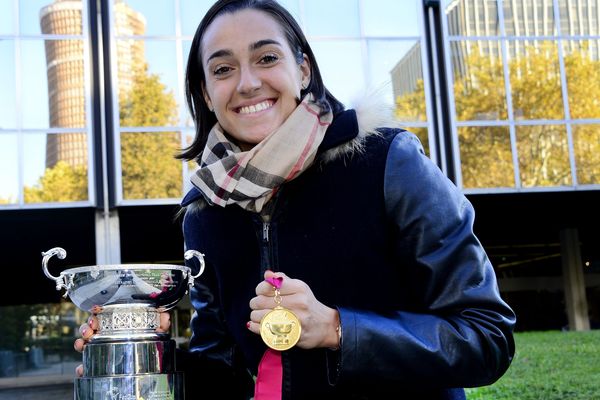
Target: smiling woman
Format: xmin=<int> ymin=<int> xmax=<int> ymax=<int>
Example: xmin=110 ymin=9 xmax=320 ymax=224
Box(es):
xmin=74 ymin=1 xmax=516 ymax=399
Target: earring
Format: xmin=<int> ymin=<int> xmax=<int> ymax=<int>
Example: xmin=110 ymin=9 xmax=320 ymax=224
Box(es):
xmin=301 ymin=81 xmax=309 ymax=90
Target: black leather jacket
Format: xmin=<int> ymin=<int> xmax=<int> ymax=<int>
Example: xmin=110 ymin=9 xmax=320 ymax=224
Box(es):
xmin=179 ymin=109 xmax=516 ymax=399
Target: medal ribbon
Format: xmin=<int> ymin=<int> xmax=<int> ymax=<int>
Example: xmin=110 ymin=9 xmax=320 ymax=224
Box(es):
xmin=254 ymin=276 xmax=285 ymax=400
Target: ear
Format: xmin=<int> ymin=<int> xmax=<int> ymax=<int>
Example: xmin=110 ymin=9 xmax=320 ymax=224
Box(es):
xmin=201 ymin=82 xmax=214 ymax=112
xmin=299 ymin=53 xmax=311 ymax=89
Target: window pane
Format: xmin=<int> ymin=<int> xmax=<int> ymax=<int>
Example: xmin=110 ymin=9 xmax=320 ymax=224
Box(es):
xmin=363 ymin=0 xmax=420 ymax=37
xmin=20 ymin=40 xmax=49 ymax=129
xmin=310 ymin=40 xmax=364 ymax=106
xmin=446 ymin=0 xmax=500 ymax=37
xmin=0 ymin=40 xmax=16 ymax=129
xmin=277 ymin=0 xmax=301 ymax=23
xmin=180 ymin=0 xmax=213 ymax=36
xmin=21 ymin=39 xmax=86 ymax=129
xmin=22 ymin=0 xmax=83 ymax=36
xmin=516 ymin=125 xmax=571 ymax=187
xmin=563 ymin=40 xmax=600 ymax=119
xmin=182 ymin=40 xmax=194 ymax=127
xmin=304 ymin=0 xmax=359 ymax=37
xmin=558 ymin=0 xmax=599 ymax=36
xmin=458 ymin=126 xmax=514 ymax=188
xmin=503 ymin=0 xmax=556 ymax=36
xmin=450 ymin=40 xmax=507 ymax=121
xmin=572 ymin=125 xmax=600 ymax=185
xmin=121 ymin=132 xmax=183 ymax=200
xmin=509 ymin=40 xmax=564 ymax=120
xmin=0 ymin=0 xmax=14 ymax=35
xmin=23 ymin=133 xmax=89 ymax=203
xmin=386 ymin=40 xmax=427 ymax=122
xmin=116 ymin=0 xmax=174 ymax=36
xmin=117 ymin=40 xmax=179 ymax=127
xmin=0 ymin=134 xmax=18 ymax=204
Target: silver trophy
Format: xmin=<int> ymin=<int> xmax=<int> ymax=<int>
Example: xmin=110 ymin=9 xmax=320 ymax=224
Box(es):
xmin=41 ymin=247 xmax=205 ymax=400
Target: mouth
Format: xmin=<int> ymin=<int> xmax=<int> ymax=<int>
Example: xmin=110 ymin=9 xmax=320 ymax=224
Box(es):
xmin=236 ymin=99 xmax=275 ymax=115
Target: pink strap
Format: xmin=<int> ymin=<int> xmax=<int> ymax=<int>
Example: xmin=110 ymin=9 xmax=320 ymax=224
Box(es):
xmin=266 ymin=276 xmax=283 ymax=289
xmin=254 ymin=349 xmax=283 ymax=400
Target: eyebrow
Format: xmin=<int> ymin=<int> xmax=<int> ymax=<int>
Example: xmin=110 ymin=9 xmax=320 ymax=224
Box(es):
xmin=206 ymin=39 xmax=283 ymax=64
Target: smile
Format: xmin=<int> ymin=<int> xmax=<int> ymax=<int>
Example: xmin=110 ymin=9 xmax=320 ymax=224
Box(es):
xmin=237 ymin=100 xmax=274 ymax=115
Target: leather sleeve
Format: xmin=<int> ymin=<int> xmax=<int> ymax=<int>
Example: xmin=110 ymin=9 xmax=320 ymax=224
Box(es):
xmin=178 ymin=207 xmax=254 ymax=399
xmin=334 ymin=131 xmax=516 ymax=390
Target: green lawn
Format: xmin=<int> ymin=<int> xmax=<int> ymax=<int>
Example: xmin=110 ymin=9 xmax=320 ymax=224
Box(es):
xmin=466 ymin=330 xmax=600 ymax=400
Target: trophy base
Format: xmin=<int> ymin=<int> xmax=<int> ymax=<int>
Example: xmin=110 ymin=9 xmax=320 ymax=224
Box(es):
xmin=75 ymin=372 xmax=184 ymax=400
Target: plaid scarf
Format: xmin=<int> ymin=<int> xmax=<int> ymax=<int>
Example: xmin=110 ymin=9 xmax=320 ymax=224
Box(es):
xmin=191 ymin=95 xmax=333 ymax=212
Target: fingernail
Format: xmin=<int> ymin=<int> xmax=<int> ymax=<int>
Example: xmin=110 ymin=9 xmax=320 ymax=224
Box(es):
xmin=80 ymin=327 xmax=88 ymax=336
xmin=246 ymin=321 xmax=251 ymax=329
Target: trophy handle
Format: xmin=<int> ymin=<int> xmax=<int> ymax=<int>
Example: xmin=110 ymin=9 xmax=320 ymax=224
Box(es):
xmin=184 ymin=250 xmax=205 ymax=287
xmin=41 ymin=247 xmax=69 ymax=294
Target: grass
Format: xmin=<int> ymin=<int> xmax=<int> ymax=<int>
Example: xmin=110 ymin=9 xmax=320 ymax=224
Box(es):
xmin=466 ymin=330 xmax=600 ymax=399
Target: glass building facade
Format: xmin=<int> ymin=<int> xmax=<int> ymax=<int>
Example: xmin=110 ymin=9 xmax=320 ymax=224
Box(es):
xmin=0 ymin=0 xmax=598 ymax=392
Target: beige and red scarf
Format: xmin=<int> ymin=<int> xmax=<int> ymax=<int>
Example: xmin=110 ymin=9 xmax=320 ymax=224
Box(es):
xmin=191 ymin=95 xmax=333 ymax=213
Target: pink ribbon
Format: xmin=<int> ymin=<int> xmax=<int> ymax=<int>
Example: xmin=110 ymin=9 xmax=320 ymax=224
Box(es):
xmin=254 ymin=276 xmax=285 ymax=400
xmin=266 ymin=276 xmax=283 ymax=289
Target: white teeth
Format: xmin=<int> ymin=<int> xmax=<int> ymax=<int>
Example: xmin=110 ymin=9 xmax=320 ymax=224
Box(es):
xmin=239 ymin=100 xmax=272 ymax=114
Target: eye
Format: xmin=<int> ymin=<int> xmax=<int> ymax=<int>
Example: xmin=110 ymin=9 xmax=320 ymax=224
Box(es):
xmin=259 ymin=53 xmax=279 ymax=65
xmin=213 ymin=65 xmax=232 ymax=76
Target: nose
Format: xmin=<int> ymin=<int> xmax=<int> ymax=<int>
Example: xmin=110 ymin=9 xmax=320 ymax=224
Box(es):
xmin=237 ymin=65 xmax=261 ymax=95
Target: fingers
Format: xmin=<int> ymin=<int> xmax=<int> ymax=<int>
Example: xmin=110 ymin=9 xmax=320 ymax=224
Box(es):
xmin=157 ymin=312 xmax=171 ymax=333
xmin=75 ymin=364 xmax=84 ymax=377
xmin=74 ymin=338 xmax=86 ymax=353
xmin=79 ymin=322 xmax=95 ymax=341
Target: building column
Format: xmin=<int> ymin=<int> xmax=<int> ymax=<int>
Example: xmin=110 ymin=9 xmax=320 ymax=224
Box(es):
xmin=95 ymin=209 xmax=121 ymax=264
xmin=560 ymin=228 xmax=590 ymax=331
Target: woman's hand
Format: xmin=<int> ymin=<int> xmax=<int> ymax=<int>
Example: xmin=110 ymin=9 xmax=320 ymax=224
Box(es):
xmin=248 ymin=270 xmax=340 ymax=349
xmin=73 ymin=310 xmax=171 ymax=376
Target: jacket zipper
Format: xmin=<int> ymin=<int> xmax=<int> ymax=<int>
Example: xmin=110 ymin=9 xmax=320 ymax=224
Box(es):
xmin=259 ymin=214 xmax=274 ymax=276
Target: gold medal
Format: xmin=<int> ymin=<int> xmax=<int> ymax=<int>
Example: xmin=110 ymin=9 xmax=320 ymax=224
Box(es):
xmin=259 ymin=282 xmax=301 ymax=351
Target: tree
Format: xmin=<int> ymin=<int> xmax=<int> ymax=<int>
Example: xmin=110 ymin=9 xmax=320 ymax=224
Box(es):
xmin=24 ymin=161 xmax=88 ymax=203
xmin=119 ymin=63 xmax=182 ymax=199
xmin=395 ymin=42 xmax=600 ymax=189
xmin=25 ymin=63 xmax=182 ymax=202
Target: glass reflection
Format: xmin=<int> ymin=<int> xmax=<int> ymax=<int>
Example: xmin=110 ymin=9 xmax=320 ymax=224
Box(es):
xmin=117 ymin=40 xmax=179 ymax=127
xmin=0 ymin=40 xmax=16 ymax=129
xmin=363 ymin=0 xmax=420 ymax=37
xmin=502 ymin=0 xmax=556 ymax=36
xmin=21 ymin=0 xmax=83 ymax=36
xmin=0 ymin=0 xmax=14 ymax=35
xmin=572 ymin=125 xmax=600 ymax=185
xmin=509 ymin=40 xmax=563 ymax=120
xmin=446 ymin=0 xmax=500 ymax=37
xmin=0 ymin=134 xmax=18 ymax=205
xmin=121 ymin=132 xmax=183 ymax=200
xmin=20 ymin=40 xmax=50 ymax=129
xmin=459 ymin=126 xmax=514 ymax=189
xmin=558 ymin=0 xmax=599 ymax=36
xmin=310 ymin=40 xmax=364 ymax=106
xmin=180 ymin=0 xmax=213 ymax=36
xmin=516 ymin=125 xmax=571 ymax=187
xmin=116 ymin=0 xmax=174 ymax=36
xmin=450 ymin=40 xmax=507 ymax=121
xmin=385 ymin=40 xmax=427 ymax=122
xmin=562 ymin=40 xmax=600 ymax=120
xmin=304 ymin=0 xmax=360 ymax=37
xmin=0 ymin=303 xmax=86 ymax=378
xmin=23 ymin=133 xmax=89 ymax=203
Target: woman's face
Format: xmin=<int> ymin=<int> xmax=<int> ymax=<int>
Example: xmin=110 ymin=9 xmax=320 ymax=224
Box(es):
xmin=200 ymin=9 xmax=310 ymax=150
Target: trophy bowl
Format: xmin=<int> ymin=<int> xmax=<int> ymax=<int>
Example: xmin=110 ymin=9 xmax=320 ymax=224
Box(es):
xmin=41 ymin=247 xmax=205 ymax=400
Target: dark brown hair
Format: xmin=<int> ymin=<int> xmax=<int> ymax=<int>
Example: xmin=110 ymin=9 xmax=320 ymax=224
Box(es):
xmin=178 ymin=0 xmax=345 ymax=161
